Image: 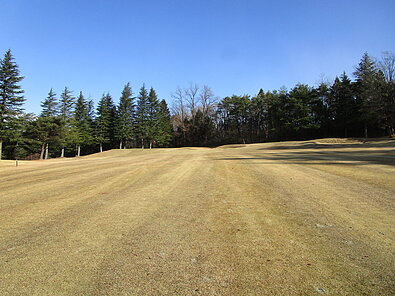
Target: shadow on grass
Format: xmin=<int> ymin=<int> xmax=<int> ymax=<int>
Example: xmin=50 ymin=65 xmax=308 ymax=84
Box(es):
xmin=215 ymin=149 xmax=395 ymax=166
xmin=260 ymin=139 xmax=395 ymax=151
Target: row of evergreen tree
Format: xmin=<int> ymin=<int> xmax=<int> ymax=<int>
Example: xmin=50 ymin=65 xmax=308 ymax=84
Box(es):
xmin=171 ymin=52 xmax=395 ymax=146
xmin=0 ymin=50 xmax=172 ymax=160
xmin=0 ymin=49 xmax=394 ymax=159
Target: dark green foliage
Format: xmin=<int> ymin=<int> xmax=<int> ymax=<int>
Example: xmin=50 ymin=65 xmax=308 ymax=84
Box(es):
xmin=135 ymin=85 xmax=149 ymax=148
xmin=1 ymin=49 xmax=394 ymax=158
xmin=41 ymin=88 xmax=58 ymax=117
xmin=381 ymin=80 xmax=395 ymax=135
xmin=215 ymin=87 xmax=323 ymax=143
xmin=95 ymin=93 xmax=116 ymax=151
xmin=131 ymin=85 xmax=173 ymax=148
xmin=74 ymin=92 xmax=91 ymax=130
xmin=353 ymin=52 xmax=385 ymax=137
xmin=25 ymin=116 xmax=64 ymax=159
xmin=115 ymin=83 xmax=134 ymax=148
xmin=170 ymin=53 xmax=388 ymax=145
xmin=155 ymin=100 xmax=173 ymax=147
xmin=250 ymin=91 xmax=269 ymax=140
xmin=34 ymin=88 xmax=64 ymax=158
xmin=329 ymin=73 xmax=357 ymax=137
xmin=57 ymin=87 xmax=76 ymax=156
xmin=59 ymin=87 xmax=75 ymax=121
xmin=72 ymin=91 xmax=93 ymax=155
xmin=0 ymin=49 xmax=25 ymax=159
xmin=285 ymin=84 xmax=320 ymax=138
xmin=314 ymin=83 xmax=332 ymax=137
xmin=146 ymin=87 xmax=160 ymax=148
xmin=219 ymin=95 xmax=251 ymax=143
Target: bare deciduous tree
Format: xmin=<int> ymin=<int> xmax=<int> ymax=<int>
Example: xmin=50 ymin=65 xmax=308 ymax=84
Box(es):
xmin=171 ymin=86 xmax=188 ymax=142
xmin=171 ymin=87 xmax=186 ymax=122
xmin=380 ymin=51 xmax=395 ymax=82
xmin=184 ymin=83 xmax=199 ymax=122
xmin=199 ymin=85 xmax=218 ymax=117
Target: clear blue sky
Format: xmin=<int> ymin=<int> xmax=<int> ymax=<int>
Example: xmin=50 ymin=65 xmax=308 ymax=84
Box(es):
xmin=1 ymin=0 xmax=394 ymax=114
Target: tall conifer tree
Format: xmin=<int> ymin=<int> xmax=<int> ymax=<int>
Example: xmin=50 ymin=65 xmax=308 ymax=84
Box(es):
xmin=95 ymin=93 xmax=115 ymax=152
xmin=156 ymin=99 xmax=173 ymax=147
xmin=0 ymin=49 xmax=25 ymax=160
xmin=58 ymin=87 xmax=75 ymax=156
xmin=353 ymin=52 xmax=383 ymax=138
xmin=41 ymin=88 xmax=58 ymax=117
xmin=147 ymin=87 xmax=160 ymax=149
xmin=59 ymin=87 xmax=74 ymax=120
xmin=136 ymin=85 xmax=149 ymax=148
xmin=73 ymin=91 xmax=92 ymax=156
xmin=37 ymin=88 xmax=61 ymax=159
xmin=115 ymin=83 xmax=134 ymax=149
xmin=329 ymin=73 xmax=356 ymax=137
xmin=29 ymin=116 xmax=63 ymax=160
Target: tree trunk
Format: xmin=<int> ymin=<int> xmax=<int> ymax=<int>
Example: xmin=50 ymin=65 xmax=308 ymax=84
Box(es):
xmin=61 ymin=148 xmax=64 ymax=158
xmin=100 ymin=143 xmax=103 ymax=153
xmin=40 ymin=143 xmax=45 ymax=160
xmin=45 ymin=143 xmax=49 ymax=160
xmin=364 ymin=122 xmax=368 ymax=139
xmin=389 ymin=125 xmax=394 ymax=137
xmin=149 ymin=141 xmax=152 ymax=149
xmin=0 ymin=140 xmax=3 ymax=160
xmin=119 ymin=141 xmax=123 ymax=149
xmin=141 ymin=138 xmax=144 ymax=149
xmin=77 ymin=145 xmax=81 ymax=157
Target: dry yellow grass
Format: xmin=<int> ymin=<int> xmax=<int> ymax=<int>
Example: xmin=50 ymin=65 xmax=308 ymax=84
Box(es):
xmin=0 ymin=139 xmax=394 ymax=295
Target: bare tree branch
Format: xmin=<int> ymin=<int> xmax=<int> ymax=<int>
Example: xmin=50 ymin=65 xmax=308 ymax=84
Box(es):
xmin=380 ymin=51 xmax=395 ymax=82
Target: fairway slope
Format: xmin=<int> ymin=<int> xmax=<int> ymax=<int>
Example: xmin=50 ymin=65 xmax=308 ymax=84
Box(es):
xmin=0 ymin=139 xmax=394 ymax=295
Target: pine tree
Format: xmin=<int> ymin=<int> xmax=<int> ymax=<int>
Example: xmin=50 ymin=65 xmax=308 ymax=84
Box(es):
xmin=250 ymin=90 xmax=269 ymax=141
xmin=147 ymin=87 xmax=160 ymax=149
xmin=156 ymin=100 xmax=173 ymax=147
xmin=41 ymin=88 xmax=58 ymax=117
xmin=381 ymin=79 xmax=395 ymax=136
xmin=59 ymin=87 xmax=74 ymax=120
xmin=329 ymin=73 xmax=356 ymax=137
xmin=58 ymin=87 xmax=75 ymax=157
xmin=95 ymin=93 xmax=115 ymax=152
xmin=28 ymin=116 xmax=63 ymax=160
xmin=353 ymin=52 xmax=383 ymax=138
xmin=87 ymin=99 xmax=95 ymax=124
xmin=115 ymin=83 xmax=134 ymax=149
xmin=72 ymin=91 xmax=93 ymax=156
xmin=135 ymin=85 xmax=149 ymax=148
xmin=37 ymin=88 xmax=61 ymax=159
xmin=0 ymin=49 xmax=25 ymax=160
xmin=220 ymin=95 xmax=251 ymax=143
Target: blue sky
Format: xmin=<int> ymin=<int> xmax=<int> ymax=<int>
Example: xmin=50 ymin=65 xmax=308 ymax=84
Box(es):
xmin=1 ymin=0 xmax=394 ymax=114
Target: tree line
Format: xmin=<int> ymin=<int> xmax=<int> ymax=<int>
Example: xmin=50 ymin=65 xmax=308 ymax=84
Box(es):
xmin=0 ymin=49 xmax=394 ymax=160
xmin=0 ymin=50 xmax=172 ymax=160
xmin=171 ymin=52 xmax=395 ymax=146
